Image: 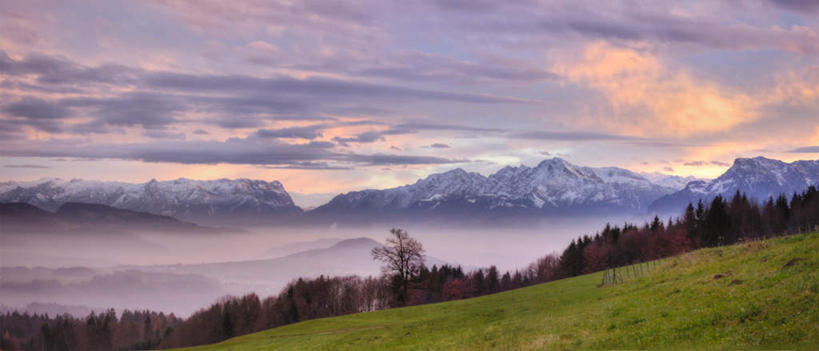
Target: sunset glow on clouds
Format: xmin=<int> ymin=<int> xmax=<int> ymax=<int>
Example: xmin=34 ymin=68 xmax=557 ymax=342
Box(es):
xmin=1 ymin=0 xmax=819 ymax=201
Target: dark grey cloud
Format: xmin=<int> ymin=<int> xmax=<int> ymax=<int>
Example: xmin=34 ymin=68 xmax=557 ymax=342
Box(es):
xmin=63 ymin=92 xmax=183 ymax=130
xmin=1 ymin=51 xmax=532 ymax=139
xmin=333 ymin=130 xmax=386 ymax=146
xmin=143 ymin=72 xmax=532 ymax=104
xmin=193 ymin=129 xmax=210 ymax=135
xmin=212 ymin=116 xmax=266 ymax=129
xmin=0 ymin=50 xmax=138 ymax=86
xmin=790 ymin=146 xmax=819 ymax=153
xmin=2 ymin=97 xmax=71 ymax=132
xmin=428 ymin=143 xmax=450 ymax=148
xmin=257 ymin=126 xmax=325 ymax=140
xmin=4 ymin=97 xmax=71 ymax=120
xmin=0 ymin=137 xmax=460 ymax=167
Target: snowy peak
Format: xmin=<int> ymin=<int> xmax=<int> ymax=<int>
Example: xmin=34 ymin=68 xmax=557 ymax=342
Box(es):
xmin=313 ymin=158 xmax=680 ymax=219
xmin=649 ymin=156 xmax=819 ymax=213
xmin=640 ymin=172 xmax=704 ymax=190
xmin=0 ymin=178 xmax=302 ymax=223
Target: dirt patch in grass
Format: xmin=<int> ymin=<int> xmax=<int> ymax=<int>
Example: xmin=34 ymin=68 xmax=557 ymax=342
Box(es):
xmin=782 ymin=258 xmax=804 ymax=269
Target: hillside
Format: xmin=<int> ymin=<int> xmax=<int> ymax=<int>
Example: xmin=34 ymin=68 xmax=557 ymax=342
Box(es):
xmin=177 ymin=232 xmax=819 ymax=350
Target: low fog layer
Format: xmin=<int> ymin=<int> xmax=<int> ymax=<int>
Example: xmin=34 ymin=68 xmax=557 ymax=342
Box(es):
xmin=1 ymin=214 xmax=655 ymax=316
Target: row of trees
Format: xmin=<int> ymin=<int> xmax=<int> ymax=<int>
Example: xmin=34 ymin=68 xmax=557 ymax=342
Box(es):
xmin=560 ymin=187 xmax=819 ymax=277
xmin=0 ymin=310 xmax=179 ymax=351
xmin=3 ymin=187 xmax=818 ymax=350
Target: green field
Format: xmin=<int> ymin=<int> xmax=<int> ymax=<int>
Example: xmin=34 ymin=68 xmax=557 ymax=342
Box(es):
xmin=178 ymin=233 xmax=819 ymax=350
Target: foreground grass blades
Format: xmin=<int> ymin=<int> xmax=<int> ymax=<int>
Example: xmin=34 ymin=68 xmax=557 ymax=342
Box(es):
xmin=178 ymin=233 xmax=819 ymax=350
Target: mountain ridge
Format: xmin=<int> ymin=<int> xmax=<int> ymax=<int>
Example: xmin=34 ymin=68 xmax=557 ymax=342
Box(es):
xmin=649 ymin=156 xmax=819 ymax=212
xmin=311 ymin=157 xmax=679 ymax=220
xmin=0 ymin=177 xmax=301 ymax=224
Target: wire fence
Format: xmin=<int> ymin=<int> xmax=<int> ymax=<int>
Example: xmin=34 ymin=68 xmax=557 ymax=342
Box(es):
xmin=600 ymin=260 xmax=660 ymax=287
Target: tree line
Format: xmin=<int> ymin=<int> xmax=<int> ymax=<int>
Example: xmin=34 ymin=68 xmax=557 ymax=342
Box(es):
xmin=2 ymin=186 xmax=818 ymax=350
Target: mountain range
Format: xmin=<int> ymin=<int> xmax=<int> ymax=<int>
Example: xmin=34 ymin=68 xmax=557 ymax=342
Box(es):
xmin=2 ymin=156 xmax=818 ymax=224
xmin=649 ymin=156 xmax=819 ymax=213
xmin=0 ymin=202 xmax=218 ymax=234
xmin=0 ymin=178 xmax=301 ymax=224
xmin=312 ymin=158 xmax=682 ymax=220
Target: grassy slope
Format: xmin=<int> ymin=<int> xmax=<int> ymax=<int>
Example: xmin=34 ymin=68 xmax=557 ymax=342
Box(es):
xmin=178 ymin=233 xmax=819 ymax=350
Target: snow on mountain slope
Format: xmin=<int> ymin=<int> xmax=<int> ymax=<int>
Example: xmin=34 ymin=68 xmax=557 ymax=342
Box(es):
xmin=0 ymin=178 xmax=301 ymax=222
xmin=639 ymin=172 xmax=704 ymax=190
xmin=649 ymin=156 xmax=819 ymax=213
xmin=313 ymin=158 xmax=678 ymax=218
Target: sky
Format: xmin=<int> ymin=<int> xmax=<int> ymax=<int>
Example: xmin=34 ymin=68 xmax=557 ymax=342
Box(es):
xmin=1 ymin=0 xmax=819 ymax=205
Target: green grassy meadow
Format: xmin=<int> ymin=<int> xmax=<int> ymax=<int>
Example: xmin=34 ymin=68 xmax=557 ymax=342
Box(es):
xmin=177 ymin=233 xmax=819 ymax=350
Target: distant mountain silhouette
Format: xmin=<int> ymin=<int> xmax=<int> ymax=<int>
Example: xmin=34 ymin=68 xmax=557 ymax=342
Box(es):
xmin=1 ymin=202 xmax=223 ymax=234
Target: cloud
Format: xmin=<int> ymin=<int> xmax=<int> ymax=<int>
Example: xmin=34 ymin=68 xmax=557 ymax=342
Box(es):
xmin=2 ymin=97 xmax=71 ymax=132
xmin=143 ymin=130 xmax=186 ymax=140
xmin=0 ymin=137 xmax=460 ymax=167
xmin=143 ymin=72 xmax=533 ymax=104
xmin=65 ymin=93 xmax=184 ymax=130
xmin=790 ymin=146 xmax=819 ymax=153
xmin=558 ymin=42 xmax=756 ymax=136
xmin=389 ymin=122 xmax=503 ymax=134
xmin=333 ymin=131 xmax=386 ymax=146
xmin=4 ymin=97 xmax=71 ymax=120
xmin=0 ymin=50 xmax=138 ymax=86
xmin=513 ymin=130 xmax=638 ymax=141
xmin=428 ymin=143 xmax=450 ymax=148
xmin=768 ymin=0 xmax=819 ymax=13
xmin=433 ymin=1 xmax=819 ymax=53
xmin=257 ymin=126 xmax=325 ymax=140
xmin=683 ymin=160 xmax=730 ymax=167
xmin=258 ymin=162 xmax=353 ymax=170
xmin=1 ymin=50 xmax=532 ymax=140
xmin=4 ymin=164 xmax=50 ymax=169
xmin=346 ymin=154 xmax=463 ymax=166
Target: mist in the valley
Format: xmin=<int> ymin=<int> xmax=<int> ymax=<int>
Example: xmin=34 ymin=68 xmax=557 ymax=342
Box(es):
xmin=0 ymin=213 xmax=663 ymax=317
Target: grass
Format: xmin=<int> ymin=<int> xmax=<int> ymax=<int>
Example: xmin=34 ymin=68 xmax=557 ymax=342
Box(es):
xmin=176 ymin=233 xmax=819 ymax=350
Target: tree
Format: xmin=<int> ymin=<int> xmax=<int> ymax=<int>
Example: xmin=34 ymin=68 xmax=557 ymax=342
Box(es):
xmin=371 ymin=228 xmax=425 ymax=305
xmin=487 ymin=266 xmax=499 ymax=293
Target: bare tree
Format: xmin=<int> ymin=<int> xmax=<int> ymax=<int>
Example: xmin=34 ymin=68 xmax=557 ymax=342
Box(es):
xmin=371 ymin=228 xmax=424 ymax=305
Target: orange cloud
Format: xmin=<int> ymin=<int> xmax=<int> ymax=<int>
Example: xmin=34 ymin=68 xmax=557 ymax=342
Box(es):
xmin=557 ymin=42 xmax=756 ymax=137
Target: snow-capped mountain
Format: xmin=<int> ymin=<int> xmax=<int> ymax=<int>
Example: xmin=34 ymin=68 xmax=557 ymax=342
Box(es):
xmin=649 ymin=156 xmax=819 ymax=213
xmin=312 ymin=158 xmax=678 ymax=219
xmin=0 ymin=178 xmax=302 ymax=223
xmin=639 ymin=172 xmax=704 ymax=190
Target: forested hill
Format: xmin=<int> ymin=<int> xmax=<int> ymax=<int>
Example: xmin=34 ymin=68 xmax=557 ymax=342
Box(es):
xmin=177 ymin=232 xmax=819 ymax=350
